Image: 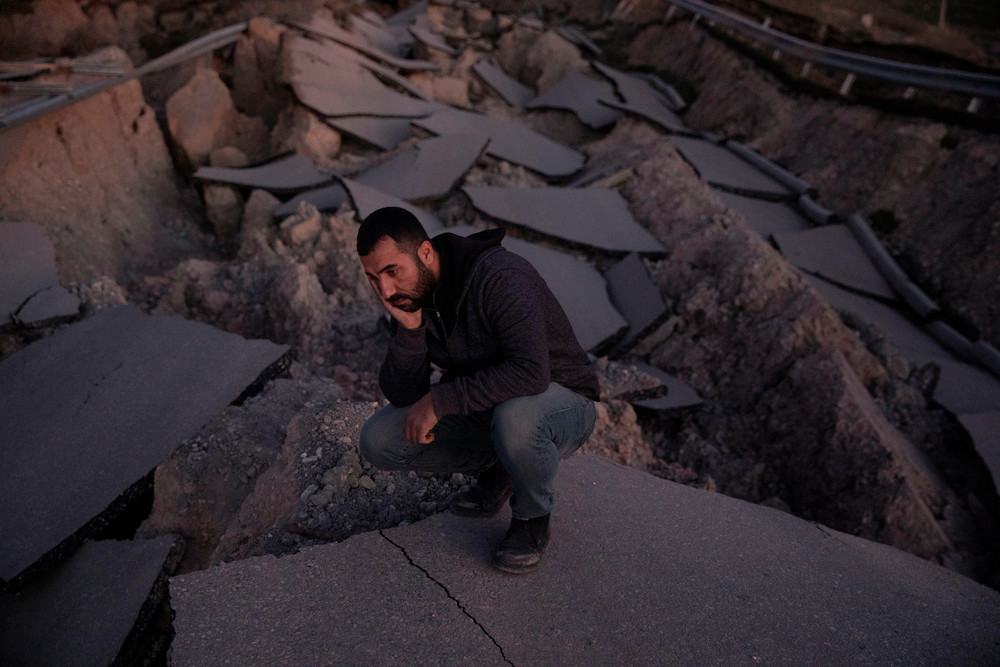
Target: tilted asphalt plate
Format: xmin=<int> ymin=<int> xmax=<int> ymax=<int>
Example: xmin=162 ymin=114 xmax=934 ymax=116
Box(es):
xmin=603 ymin=252 xmax=667 ymax=355
xmin=284 ymin=36 xmax=440 ymax=119
xmin=773 ymin=224 xmax=897 ymax=301
xmin=408 ymin=21 xmax=457 ymax=56
xmin=448 ymin=225 xmax=626 ymax=352
xmin=957 ymin=412 xmax=1000 ymax=493
xmin=0 ymin=536 xmax=177 ymax=666
xmin=346 ymin=12 xmax=405 ymax=57
xmin=193 ymin=153 xmax=332 ymax=194
xmin=462 ymin=186 xmax=666 ymax=254
xmin=471 ymin=60 xmax=534 ymax=107
xmin=670 ymin=135 xmax=794 ymax=200
xmin=413 ymin=109 xmax=584 ymax=178
xmin=0 ymin=222 xmax=80 ymax=325
xmin=715 ymin=190 xmax=812 ymax=239
xmin=353 ymin=134 xmax=489 ymax=201
xmin=287 ymin=15 xmax=440 ymax=71
xmin=629 ymin=361 xmax=704 ymax=411
xmin=805 ymin=274 xmax=1000 ymax=416
xmin=272 ymin=183 xmax=349 ymax=219
xmin=324 ymin=115 xmax=413 ymax=151
xmin=0 ymin=306 xmax=289 ymax=586
xmin=341 ymin=178 xmax=446 ymax=235
xmin=526 ymin=71 xmax=622 ymax=129
xmin=591 ymin=61 xmax=688 ymax=134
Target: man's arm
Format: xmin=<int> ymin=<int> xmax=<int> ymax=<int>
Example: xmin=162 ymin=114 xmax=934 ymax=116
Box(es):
xmin=378 ymin=318 xmax=432 ymax=408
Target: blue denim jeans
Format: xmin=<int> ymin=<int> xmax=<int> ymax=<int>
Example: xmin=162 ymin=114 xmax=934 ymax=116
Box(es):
xmin=360 ymin=382 xmax=596 ymax=519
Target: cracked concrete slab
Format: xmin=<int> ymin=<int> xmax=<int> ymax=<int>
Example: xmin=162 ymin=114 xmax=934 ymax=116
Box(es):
xmin=592 ymin=61 xmax=687 ymax=134
xmin=670 ymin=136 xmax=794 ymax=200
xmin=448 ymin=226 xmax=626 ymax=352
xmin=342 ymin=178 xmax=445 ymax=234
xmin=472 ymin=60 xmax=534 ymax=107
xmin=169 ymin=454 xmax=1000 ymax=665
xmin=0 ymin=536 xmax=177 ymax=666
xmin=193 ymin=154 xmax=332 ymax=194
xmin=526 ymin=71 xmax=622 ymax=129
xmin=170 ymin=530 xmax=507 ymax=665
xmin=353 ymin=134 xmax=489 ymax=201
xmin=324 ymin=115 xmax=413 ymax=150
xmin=0 ymin=306 xmax=289 ymax=586
xmin=957 ymin=411 xmax=1000 ymax=492
xmin=715 ymin=190 xmax=812 ymax=238
xmin=463 ymin=186 xmax=665 ymax=253
xmin=413 ymin=109 xmax=584 ymax=178
xmin=773 ymin=224 xmax=896 ymax=301
xmin=1 ymin=222 xmax=80 ymax=325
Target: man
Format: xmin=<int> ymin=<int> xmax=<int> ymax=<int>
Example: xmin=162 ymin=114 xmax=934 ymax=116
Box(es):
xmin=356 ymin=206 xmax=599 ymax=574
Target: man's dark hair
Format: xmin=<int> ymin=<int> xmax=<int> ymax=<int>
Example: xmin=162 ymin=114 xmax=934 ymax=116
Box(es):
xmin=357 ymin=207 xmax=429 ymax=256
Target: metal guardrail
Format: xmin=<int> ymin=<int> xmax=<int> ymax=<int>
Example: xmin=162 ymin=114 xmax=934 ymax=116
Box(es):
xmin=0 ymin=23 xmax=247 ymax=131
xmin=666 ymin=0 xmax=1000 ymax=99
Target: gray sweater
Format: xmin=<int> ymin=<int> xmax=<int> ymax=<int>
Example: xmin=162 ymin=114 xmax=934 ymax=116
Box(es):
xmin=378 ymin=229 xmax=600 ymax=416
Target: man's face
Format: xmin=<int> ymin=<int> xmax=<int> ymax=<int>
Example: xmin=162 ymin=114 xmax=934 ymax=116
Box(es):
xmin=360 ymin=237 xmax=437 ymax=313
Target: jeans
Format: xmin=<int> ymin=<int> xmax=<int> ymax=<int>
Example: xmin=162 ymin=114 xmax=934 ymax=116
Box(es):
xmin=360 ymin=382 xmax=597 ymax=519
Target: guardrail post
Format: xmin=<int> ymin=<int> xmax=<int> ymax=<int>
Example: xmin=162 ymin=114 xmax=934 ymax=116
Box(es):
xmin=839 ymin=72 xmax=856 ymax=96
xmin=967 ymin=97 xmax=981 ymax=113
xmin=692 ymin=13 xmax=701 ymax=27
xmin=903 ymin=87 xmax=916 ymax=100
xmin=665 ymin=4 xmax=677 ymax=23
xmin=800 ymin=61 xmax=812 ymax=78
xmin=762 ymin=17 xmax=772 ymax=29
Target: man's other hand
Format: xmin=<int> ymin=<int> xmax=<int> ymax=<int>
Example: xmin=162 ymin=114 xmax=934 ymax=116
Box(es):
xmin=404 ymin=393 xmax=438 ymax=444
xmin=386 ymin=300 xmax=423 ymax=330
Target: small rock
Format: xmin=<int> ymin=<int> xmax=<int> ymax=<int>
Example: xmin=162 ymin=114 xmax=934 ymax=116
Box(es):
xmin=359 ymin=475 xmax=376 ymax=490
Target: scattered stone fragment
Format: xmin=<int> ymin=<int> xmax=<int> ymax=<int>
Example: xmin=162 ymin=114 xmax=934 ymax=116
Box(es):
xmin=463 ymin=186 xmax=666 ymax=253
xmin=414 ymin=108 xmax=584 ymax=178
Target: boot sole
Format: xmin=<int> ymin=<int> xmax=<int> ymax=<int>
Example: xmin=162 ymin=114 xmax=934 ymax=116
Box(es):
xmin=449 ymin=488 xmax=512 ymax=517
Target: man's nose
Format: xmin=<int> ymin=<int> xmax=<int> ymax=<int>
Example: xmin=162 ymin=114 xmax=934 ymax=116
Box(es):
xmin=378 ymin=277 xmax=396 ymax=299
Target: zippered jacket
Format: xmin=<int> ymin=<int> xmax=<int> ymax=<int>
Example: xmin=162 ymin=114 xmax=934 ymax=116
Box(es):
xmin=378 ymin=228 xmax=600 ymax=416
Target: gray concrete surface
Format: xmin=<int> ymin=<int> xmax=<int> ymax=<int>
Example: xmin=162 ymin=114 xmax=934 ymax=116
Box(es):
xmin=354 ymin=134 xmax=488 ymax=201
xmin=473 ymin=60 xmax=534 ymax=107
xmin=193 ymin=153 xmax=331 ymax=193
xmin=716 ymin=190 xmax=811 ymax=238
xmin=325 ymin=115 xmax=413 ymax=150
xmin=0 ymin=536 xmax=177 ymax=667
xmin=343 ymin=178 xmax=446 ymax=234
xmin=0 ymin=306 xmax=288 ymax=585
xmin=604 ymin=252 xmax=667 ymax=355
xmin=526 ymin=71 xmax=622 ymax=129
xmin=170 ymin=454 xmax=1000 ymax=666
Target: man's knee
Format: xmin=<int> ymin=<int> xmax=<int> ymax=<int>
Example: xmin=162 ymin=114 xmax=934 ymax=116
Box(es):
xmin=359 ymin=405 xmax=406 ymax=470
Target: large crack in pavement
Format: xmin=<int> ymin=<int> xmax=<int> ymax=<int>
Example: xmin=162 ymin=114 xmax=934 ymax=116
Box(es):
xmin=378 ymin=530 xmax=515 ymax=666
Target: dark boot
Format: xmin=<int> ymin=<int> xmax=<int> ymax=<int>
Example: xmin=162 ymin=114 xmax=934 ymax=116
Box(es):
xmin=492 ymin=514 xmax=550 ymax=574
xmin=450 ymin=461 xmax=512 ymax=517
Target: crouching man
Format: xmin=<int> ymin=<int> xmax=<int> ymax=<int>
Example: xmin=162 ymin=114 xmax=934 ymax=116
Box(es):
xmin=356 ymin=206 xmax=599 ymax=574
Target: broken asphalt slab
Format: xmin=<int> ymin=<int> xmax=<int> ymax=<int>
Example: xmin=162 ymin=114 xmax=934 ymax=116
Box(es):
xmin=0 ymin=222 xmax=80 ymax=326
xmin=169 ymin=454 xmax=1000 ymax=665
xmin=194 ymin=153 xmax=332 ymax=194
xmin=0 ymin=536 xmax=179 ymax=667
xmin=670 ymin=135 xmax=794 ymax=200
xmin=0 ymin=306 xmax=289 ymax=587
xmin=353 ymin=134 xmax=489 ymax=201
xmin=463 ymin=186 xmax=665 ymax=254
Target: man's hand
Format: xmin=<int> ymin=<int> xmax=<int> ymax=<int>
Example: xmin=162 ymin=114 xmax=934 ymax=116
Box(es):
xmin=404 ymin=393 xmax=438 ymax=444
xmin=385 ymin=300 xmax=422 ymax=330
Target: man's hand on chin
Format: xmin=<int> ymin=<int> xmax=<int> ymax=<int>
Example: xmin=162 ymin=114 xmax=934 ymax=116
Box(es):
xmin=404 ymin=393 xmax=438 ymax=444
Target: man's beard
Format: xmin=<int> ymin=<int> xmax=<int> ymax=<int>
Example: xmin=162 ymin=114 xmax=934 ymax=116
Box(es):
xmin=387 ymin=259 xmax=437 ymax=313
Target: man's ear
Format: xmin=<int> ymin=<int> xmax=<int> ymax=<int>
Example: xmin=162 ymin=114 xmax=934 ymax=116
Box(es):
xmin=417 ymin=239 xmax=434 ymax=266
